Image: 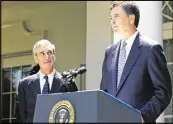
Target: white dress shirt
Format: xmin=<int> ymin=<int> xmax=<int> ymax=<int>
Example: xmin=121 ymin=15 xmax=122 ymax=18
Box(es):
xmin=39 ymin=69 xmax=61 ymax=94
xmin=122 ymin=30 xmax=139 ymax=62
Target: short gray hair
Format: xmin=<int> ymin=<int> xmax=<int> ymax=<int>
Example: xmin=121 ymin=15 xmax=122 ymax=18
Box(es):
xmin=33 ymin=39 xmax=55 ymax=55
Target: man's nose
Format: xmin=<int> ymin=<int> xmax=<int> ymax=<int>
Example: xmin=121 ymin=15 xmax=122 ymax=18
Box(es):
xmin=44 ymin=53 xmax=50 ymax=59
xmin=112 ymin=19 xmax=116 ymax=24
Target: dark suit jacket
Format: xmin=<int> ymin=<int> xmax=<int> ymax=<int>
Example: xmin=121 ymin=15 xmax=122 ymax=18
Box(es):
xmin=100 ymin=32 xmax=172 ymax=122
xmin=18 ymin=71 xmax=78 ymax=123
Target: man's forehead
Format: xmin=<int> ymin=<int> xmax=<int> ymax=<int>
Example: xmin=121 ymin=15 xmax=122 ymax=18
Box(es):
xmin=111 ymin=6 xmax=126 ymax=16
xmin=37 ymin=46 xmax=53 ymax=52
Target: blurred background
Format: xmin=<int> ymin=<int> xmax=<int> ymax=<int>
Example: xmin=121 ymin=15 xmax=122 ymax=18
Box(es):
xmin=1 ymin=1 xmax=172 ymax=123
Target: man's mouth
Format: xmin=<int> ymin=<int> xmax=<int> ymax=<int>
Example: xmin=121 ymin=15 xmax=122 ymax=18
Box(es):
xmin=45 ymin=61 xmax=51 ymax=64
xmin=114 ymin=26 xmax=118 ymax=28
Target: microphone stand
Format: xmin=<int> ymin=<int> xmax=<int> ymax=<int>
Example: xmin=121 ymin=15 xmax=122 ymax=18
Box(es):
xmin=61 ymin=66 xmax=86 ymax=85
xmin=61 ymin=72 xmax=77 ymax=84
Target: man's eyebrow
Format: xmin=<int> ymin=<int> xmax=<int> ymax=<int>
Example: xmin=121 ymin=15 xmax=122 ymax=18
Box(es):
xmin=39 ymin=51 xmax=44 ymax=54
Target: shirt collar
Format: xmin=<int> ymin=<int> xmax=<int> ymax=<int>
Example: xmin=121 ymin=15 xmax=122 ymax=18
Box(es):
xmin=39 ymin=68 xmax=56 ymax=79
xmin=123 ymin=30 xmax=139 ymax=47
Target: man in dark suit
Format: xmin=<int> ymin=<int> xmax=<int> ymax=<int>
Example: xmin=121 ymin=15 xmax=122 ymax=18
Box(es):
xmin=18 ymin=39 xmax=78 ymax=123
xmin=100 ymin=1 xmax=172 ymax=123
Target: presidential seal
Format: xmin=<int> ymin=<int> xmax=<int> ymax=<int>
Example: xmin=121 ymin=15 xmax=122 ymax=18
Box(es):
xmin=49 ymin=100 xmax=75 ymax=123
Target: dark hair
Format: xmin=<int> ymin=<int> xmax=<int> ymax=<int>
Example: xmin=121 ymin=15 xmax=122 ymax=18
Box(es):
xmin=29 ymin=64 xmax=40 ymax=75
xmin=109 ymin=1 xmax=140 ymax=28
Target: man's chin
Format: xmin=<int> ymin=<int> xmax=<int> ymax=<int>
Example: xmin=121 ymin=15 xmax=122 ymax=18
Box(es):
xmin=43 ymin=65 xmax=53 ymax=71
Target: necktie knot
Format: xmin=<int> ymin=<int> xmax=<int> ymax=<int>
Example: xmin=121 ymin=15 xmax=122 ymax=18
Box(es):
xmin=44 ymin=75 xmax=48 ymax=80
xmin=122 ymin=40 xmax=127 ymax=47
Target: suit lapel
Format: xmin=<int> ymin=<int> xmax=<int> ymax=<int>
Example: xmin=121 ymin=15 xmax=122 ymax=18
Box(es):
xmin=111 ymin=41 xmax=121 ymax=94
xmin=50 ymin=71 xmax=61 ymax=93
xmin=30 ymin=73 xmax=41 ymax=99
xmin=115 ymin=33 xmax=142 ymax=96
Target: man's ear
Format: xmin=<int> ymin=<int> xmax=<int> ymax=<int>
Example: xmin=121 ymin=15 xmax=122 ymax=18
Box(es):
xmin=130 ymin=14 xmax=135 ymax=25
xmin=54 ymin=53 xmax=56 ymax=62
xmin=34 ymin=55 xmax=38 ymax=63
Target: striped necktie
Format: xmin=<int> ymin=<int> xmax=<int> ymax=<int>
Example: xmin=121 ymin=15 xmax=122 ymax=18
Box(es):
xmin=117 ymin=40 xmax=127 ymax=88
xmin=42 ymin=76 xmax=50 ymax=94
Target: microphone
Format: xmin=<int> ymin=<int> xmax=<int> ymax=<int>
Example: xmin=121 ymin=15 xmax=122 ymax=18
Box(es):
xmin=61 ymin=66 xmax=87 ymax=79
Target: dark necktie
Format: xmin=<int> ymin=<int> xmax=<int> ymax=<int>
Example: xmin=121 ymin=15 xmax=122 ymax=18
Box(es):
xmin=42 ymin=76 xmax=50 ymax=94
